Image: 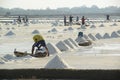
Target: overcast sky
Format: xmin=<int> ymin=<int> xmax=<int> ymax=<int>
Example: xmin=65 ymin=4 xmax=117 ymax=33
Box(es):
xmin=0 ymin=0 xmax=120 ymax=9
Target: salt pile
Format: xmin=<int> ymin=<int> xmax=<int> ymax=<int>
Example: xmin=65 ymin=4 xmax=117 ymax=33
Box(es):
xmin=81 ymin=25 xmax=86 ymax=29
xmin=68 ymin=27 xmax=74 ymax=30
xmin=44 ymin=55 xmax=71 ymax=69
xmin=99 ymin=24 xmax=104 ymax=27
xmin=95 ymin=33 xmax=103 ymax=39
xmin=12 ymin=21 xmax=17 ymax=25
xmin=6 ymin=27 xmax=10 ymax=30
xmin=103 ymin=33 xmax=111 ymax=39
xmin=0 ymin=57 xmax=8 ymax=64
xmin=90 ymin=24 xmax=96 ymax=28
xmin=112 ymin=23 xmax=117 ymax=26
xmin=83 ymin=34 xmax=89 ymax=40
xmin=63 ymin=28 xmax=67 ymax=32
xmin=51 ymin=28 xmax=57 ymax=32
xmin=4 ymin=31 xmax=15 ymax=36
xmin=64 ymin=39 xmax=76 ymax=49
xmin=46 ymin=43 xmax=61 ymax=54
xmin=56 ymin=41 xmax=70 ymax=51
xmin=51 ymin=21 xmax=58 ymax=27
xmin=5 ymin=22 xmax=9 ymax=25
xmin=117 ymin=30 xmax=120 ymax=34
xmin=12 ymin=22 xmax=17 ymax=25
xmin=32 ymin=30 xmax=40 ymax=34
xmin=111 ymin=31 xmax=119 ymax=38
xmin=3 ymin=54 xmax=14 ymax=60
xmin=24 ymin=23 xmax=29 ymax=26
xmin=11 ymin=27 xmax=15 ymax=30
xmin=0 ymin=58 xmax=5 ymax=64
xmin=75 ymin=36 xmax=85 ymax=43
xmin=68 ymin=38 xmax=78 ymax=47
xmin=88 ymin=33 xmax=96 ymax=41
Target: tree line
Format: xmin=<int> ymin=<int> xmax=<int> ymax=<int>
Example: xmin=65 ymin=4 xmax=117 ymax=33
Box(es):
xmin=0 ymin=5 xmax=120 ymax=16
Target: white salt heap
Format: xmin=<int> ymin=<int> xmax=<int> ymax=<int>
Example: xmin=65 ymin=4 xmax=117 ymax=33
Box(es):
xmin=68 ymin=38 xmax=79 ymax=47
xmin=112 ymin=23 xmax=117 ymax=26
xmin=63 ymin=28 xmax=67 ymax=31
xmin=24 ymin=23 xmax=29 ymax=26
xmin=51 ymin=28 xmax=57 ymax=32
xmin=44 ymin=55 xmax=71 ymax=69
xmin=6 ymin=27 xmax=10 ymax=30
xmin=4 ymin=31 xmax=15 ymax=36
xmin=111 ymin=31 xmax=119 ymax=38
xmin=32 ymin=30 xmax=40 ymax=34
xmin=46 ymin=43 xmax=62 ymax=54
xmin=95 ymin=33 xmax=103 ymax=39
xmin=56 ymin=41 xmax=71 ymax=51
xmin=68 ymin=27 xmax=74 ymax=30
xmin=99 ymin=24 xmax=104 ymax=27
xmin=83 ymin=34 xmax=89 ymax=40
xmin=81 ymin=25 xmax=86 ymax=29
xmin=64 ymin=39 xmax=77 ymax=49
xmin=90 ymin=24 xmax=96 ymax=28
xmin=117 ymin=30 xmax=120 ymax=34
xmin=0 ymin=58 xmax=5 ymax=64
xmin=88 ymin=33 xmax=96 ymax=41
xmin=103 ymin=33 xmax=111 ymax=39
xmin=75 ymin=37 xmax=85 ymax=43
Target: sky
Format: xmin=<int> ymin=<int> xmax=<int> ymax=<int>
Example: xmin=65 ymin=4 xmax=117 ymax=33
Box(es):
xmin=0 ymin=0 xmax=120 ymax=9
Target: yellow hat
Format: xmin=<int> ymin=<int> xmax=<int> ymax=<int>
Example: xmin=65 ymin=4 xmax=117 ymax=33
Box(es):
xmin=33 ymin=35 xmax=44 ymax=42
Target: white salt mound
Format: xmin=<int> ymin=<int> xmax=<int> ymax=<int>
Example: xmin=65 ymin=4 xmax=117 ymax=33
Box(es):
xmin=44 ymin=55 xmax=71 ymax=69
xmin=90 ymin=24 xmax=96 ymax=28
xmin=4 ymin=31 xmax=15 ymax=36
xmin=3 ymin=54 xmax=14 ymax=60
xmin=103 ymin=33 xmax=111 ymax=39
xmin=46 ymin=43 xmax=62 ymax=54
xmin=51 ymin=28 xmax=57 ymax=32
xmin=68 ymin=38 xmax=79 ymax=47
xmin=75 ymin=37 xmax=85 ymax=43
xmin=111 ymin=31 xmax=119 ymax=38
xmin=112 ymin=23 xmax=117 ymax=26
xmin=117 ymin=30 xmax=120 ymax=34
xmin=63 ymin=28 xmax=67 ymax=31
xmin=0 ymin=57 xmax=6 ymax=64
xmin=24 ymin=23 xmax=29 ymax=26
xmin=12 ymin=27 xmax=15 ymax=30
xmin=81 ymin=25 xmax=86 ymax=29
xmin=64 ymin=39 xmax=77 ymax=49
xmin=6 ymin=27 xmax=10 ymax=30
xmin=32 ymin=30 xmax=40 ymax=34
xmin=56 ymin=41 xmax=70 ymax=51
xmin=68 ymin=27 xmax=73 ymax=30
xmin=95 ymin=33 xmax=103 ymax=39
xmin=83 ymin=34 xmax=89 ymax=40
xmin=99 ymin=24 xmax=104 ymax=27
xmin=88 ymin=33 xmax=96 ymax=41
xmin=51 ymin=21 xmax=58 ymax=27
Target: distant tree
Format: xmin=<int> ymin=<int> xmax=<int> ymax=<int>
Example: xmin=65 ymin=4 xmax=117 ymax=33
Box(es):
xmin=5 ymin=12 xmax=11 ymax=17
xmin=0 ymin=5 xmax=120 ymax=16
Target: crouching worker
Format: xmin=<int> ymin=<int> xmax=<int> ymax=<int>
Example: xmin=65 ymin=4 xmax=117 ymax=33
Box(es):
xmin=31 ymin=34 xmax=49 ymax=57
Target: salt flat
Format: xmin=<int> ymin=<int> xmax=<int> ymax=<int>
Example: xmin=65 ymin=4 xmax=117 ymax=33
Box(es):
xmin=0 ymin=19 xmax=120 ymax=69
